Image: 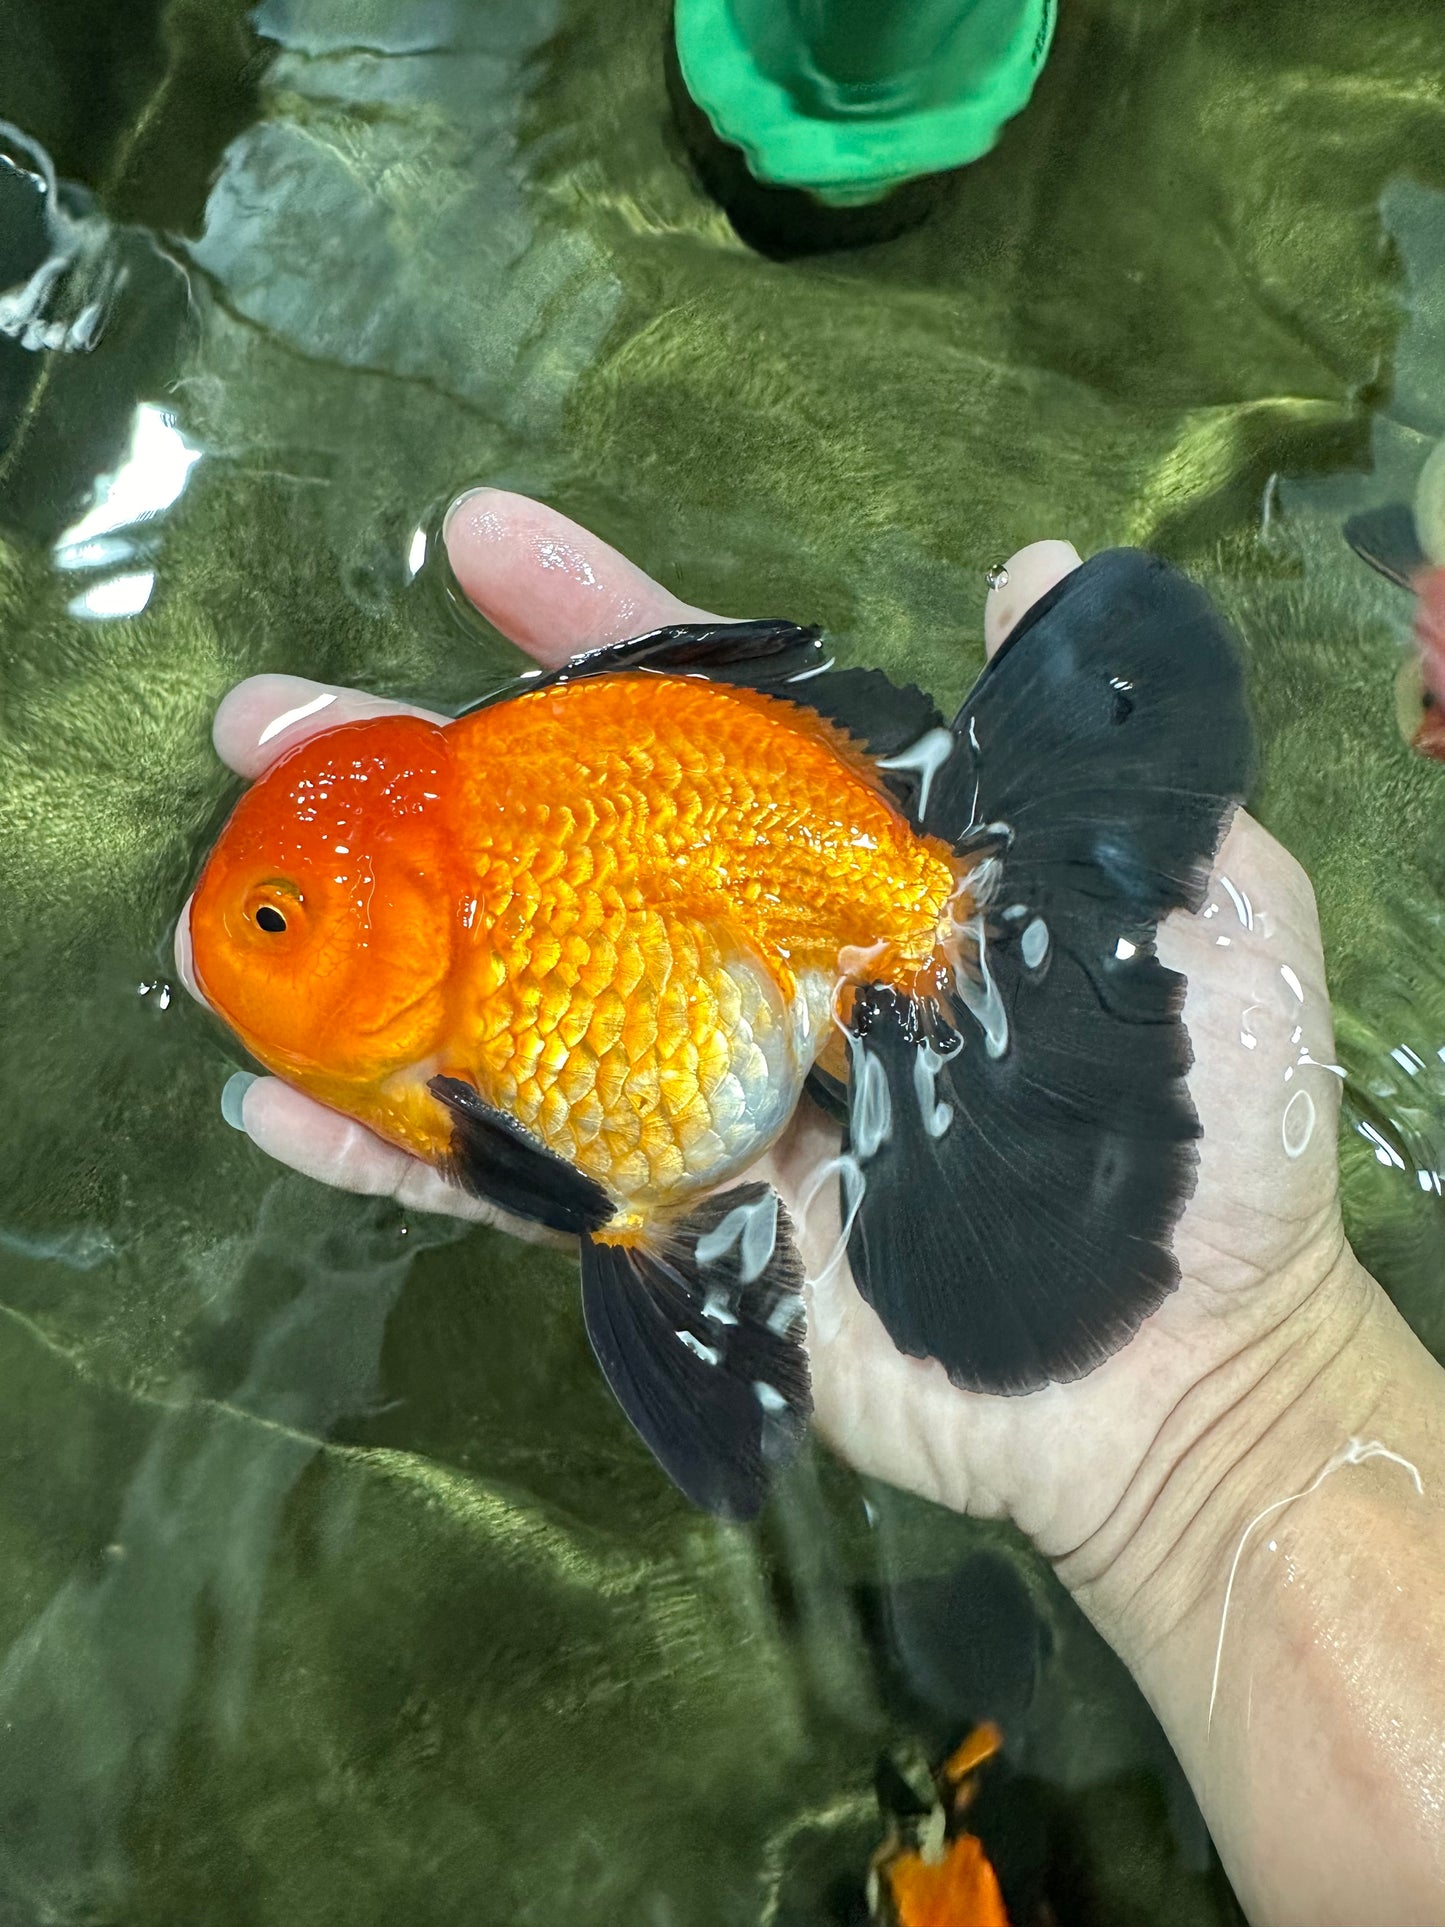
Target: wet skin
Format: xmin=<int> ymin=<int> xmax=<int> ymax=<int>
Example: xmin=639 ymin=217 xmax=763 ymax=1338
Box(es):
xmin=180 ymin=491 xmax=1445 ymax=1926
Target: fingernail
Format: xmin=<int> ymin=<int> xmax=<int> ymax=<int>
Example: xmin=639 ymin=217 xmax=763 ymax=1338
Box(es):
xmin=221 ymin=1072 xmax=258 ymax=1131
xmin=442 ymin=485 xmax=496 ymax=542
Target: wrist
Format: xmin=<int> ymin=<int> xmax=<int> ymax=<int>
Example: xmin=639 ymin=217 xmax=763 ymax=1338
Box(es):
xmin=1057 ymin=1239 xmax=1383 ymax=1674
xmin=1058 ymin=1247 xmax=1445 ymax=1925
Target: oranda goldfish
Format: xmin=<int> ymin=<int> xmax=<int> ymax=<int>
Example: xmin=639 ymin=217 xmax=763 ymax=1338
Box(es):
xmin=189 ymin=551 xmax=1251 ymax=1515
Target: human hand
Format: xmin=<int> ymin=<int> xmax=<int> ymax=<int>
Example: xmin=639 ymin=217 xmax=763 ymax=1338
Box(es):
xmin=177 ymin=492 xmax=1362 ymax=1560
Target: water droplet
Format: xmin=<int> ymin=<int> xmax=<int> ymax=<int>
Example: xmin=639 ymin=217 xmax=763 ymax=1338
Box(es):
xmin=1282 ymin=1088 xmax=1315 ymax=1159
xmin=986 ymin=562 xmax=1010 ymax=591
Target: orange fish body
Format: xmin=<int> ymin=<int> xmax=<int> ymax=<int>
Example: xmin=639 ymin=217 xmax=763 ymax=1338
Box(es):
xmin=191 ymin=673 xmax=964 ymax=1235
xmin=190 ymin=569 xmax=1251 ymax=1515
xmin=883 ymin=1835 xmax=1011 ymax=1927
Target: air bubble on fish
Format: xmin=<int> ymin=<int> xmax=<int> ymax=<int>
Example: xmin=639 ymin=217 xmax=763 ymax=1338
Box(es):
xmin=968 ymin=854 xmax=1002 ymax=904
xmin=694 ymin=1188 xmax=779 ymax=1285
xmin=676 ymin=1330 xmax=722 ymax=1366
xmin=848 ymin=1039 xmax=892 ymax=1157
xmin=876 ymin=727 xmax=955 ymax=819
xmin=912 ymin=1040 xmax=958 ymax=1138
xmin=765 ymin=1291 xmax=803 ymax=1337
xmin=951 ymin=917 xmax=1009 ymax=1059
xmin=1020 ymin=917 xmax=1049 ymax=969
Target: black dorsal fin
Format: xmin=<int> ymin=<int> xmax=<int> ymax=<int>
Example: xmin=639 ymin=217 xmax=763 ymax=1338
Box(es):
xmin=460 ymin=619 xmax=948 ymax=815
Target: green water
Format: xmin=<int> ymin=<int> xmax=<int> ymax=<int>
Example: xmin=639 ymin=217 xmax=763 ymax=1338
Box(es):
xmin=0 ymin=1 xmax=1441 ymax=1921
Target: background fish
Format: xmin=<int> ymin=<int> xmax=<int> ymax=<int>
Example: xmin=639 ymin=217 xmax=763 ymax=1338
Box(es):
xmin=189 ymin=552 xmax=1253 ymax=1517
xmin=1343 ymin=503 xmax=1445 ymax=760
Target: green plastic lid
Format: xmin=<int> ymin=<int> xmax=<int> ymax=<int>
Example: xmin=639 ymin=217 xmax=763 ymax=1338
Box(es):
xmin=675 ymin=0 xmax=1057 ymax=206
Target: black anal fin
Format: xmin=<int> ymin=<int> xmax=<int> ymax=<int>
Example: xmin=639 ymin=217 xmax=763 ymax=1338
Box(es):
xmin=1343 ymin=502 xmax=1427 ymax=592
xmin=429 ymin=1075 xmax=611 ymax=1234
xmin=848 ymin=550 xmax=1252 ymax=1394
xmin=580 ymin=1182 xmax=810 ymax=1519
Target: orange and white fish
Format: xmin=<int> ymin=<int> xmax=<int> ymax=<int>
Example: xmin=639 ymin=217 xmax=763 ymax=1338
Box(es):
xmin=188 ymin=552 xmax=1251 ymax=1515
xmin=869 ymin=1724 xmax=1041 ymax=1927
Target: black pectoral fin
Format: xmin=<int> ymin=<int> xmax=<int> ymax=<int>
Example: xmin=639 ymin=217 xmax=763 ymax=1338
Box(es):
xmin=930 ymin=547 xmax=1254 ymax=920
xmin=846 ymin=970 xmax=1197 ymax=1395
xmin=579 ymin=1183 xmax=811 ymax=1519
xmin=428 ymin=1075 xmax=611 ymax=1235
xmin=1344 ymin=502 xmax=1427 ymax=591
xmin=459 ymin=619 xmax=947 ymax=813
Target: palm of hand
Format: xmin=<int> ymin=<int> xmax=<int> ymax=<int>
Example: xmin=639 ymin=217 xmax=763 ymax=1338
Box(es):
xmin=181 ymin=496 xmax=1343 ymax=1553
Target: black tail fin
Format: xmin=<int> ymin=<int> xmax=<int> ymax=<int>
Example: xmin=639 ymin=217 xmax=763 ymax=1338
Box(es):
xmin=844 ymin=549 xmax=1254 ymax=1394
xmin=580 ymin=1183 xmax=810 ymax=1519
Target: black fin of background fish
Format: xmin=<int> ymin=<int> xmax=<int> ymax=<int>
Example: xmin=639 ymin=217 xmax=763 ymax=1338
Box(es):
xmin=1343 ymin=502 xmax=1426 ymax=591
xmin=846 ymin=549 xmax=1253 ymax=1393
xmin=429 ymin=1075 xmax=612 ymax=1234
xmin=579 ymin=1182 xmax=810 ymax=1519
xmin=462 ymin=618 xmax=947 ymax=812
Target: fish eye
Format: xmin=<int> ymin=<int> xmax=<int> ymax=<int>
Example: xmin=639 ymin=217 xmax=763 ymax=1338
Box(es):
xmin=243 ymin=880 xmax=303 ymax=935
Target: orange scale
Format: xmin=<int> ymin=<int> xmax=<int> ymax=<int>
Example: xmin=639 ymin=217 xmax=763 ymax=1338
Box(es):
xmin=585 ymin=989 xmax=626 ymax=1055
xmin=534 ymin=978 xmax=572 ymax=1038
xmin=594 ymin=1048 xmax=629 ymax=1113
xmin=655 ymin=985 xmax=692 ymax=1060
xmin=511 ymin=1029 xmax=546 ymax=1081
xmin=658 ymin=1061 xmax=700 ymax=1114
xmin=645 ymin=1141 xmax=687 ymax=1190
xmin=696 ymin=1032 xmax=732 ymax=1098
xmin=610 ymin=1149 xmax=650 ymax=1193
xmin=558 ymin=1047 xmax=598 ymax=1102
xmin=673 ymin=1095 xmax=717 ymax=1151
xmin=538 ymin=1084 xmax=571 ymax=1143
xmin=613 ymin=941 xmax=647 ymax=1000
xmin=570 ymin=1090 xmax=605 ymax=1145
xmin=603 ymin=1107 xmax=642 ymax=1153
xmin=620 ymin=997 xmax=659 ymax=1066
xmin=556 ymin=999 xmax=594 ymax=1051
xmin=623 ymin=1060 xmax=662 ymax=1111
xmin=577 ymin=939 xmax=618 ymax=999
xmin=512 ymin=1078 xmax=543 ymax=1127
xmin=537 ymin=1032 xmax=570 ymax=1079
